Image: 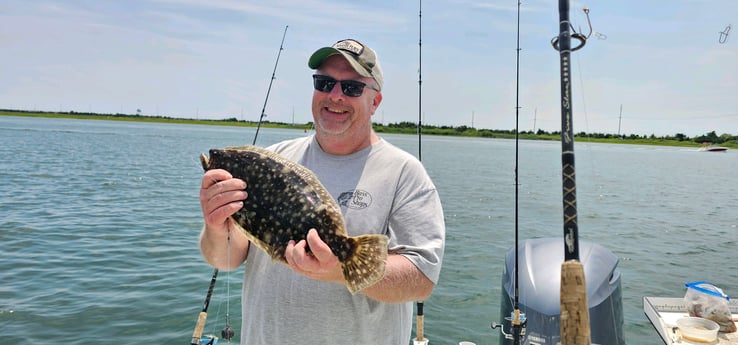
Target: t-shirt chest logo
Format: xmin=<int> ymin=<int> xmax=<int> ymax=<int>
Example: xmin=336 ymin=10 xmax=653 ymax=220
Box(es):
xmin=337 ymin=189 xmax=372 ymax=210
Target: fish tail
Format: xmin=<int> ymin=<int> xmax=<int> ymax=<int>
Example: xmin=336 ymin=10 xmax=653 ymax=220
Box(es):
xmin=341 ymin=234 xmax=389 ymax=294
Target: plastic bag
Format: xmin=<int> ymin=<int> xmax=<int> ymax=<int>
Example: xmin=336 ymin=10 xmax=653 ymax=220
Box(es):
xmin=684 ymin=281 xmax=737 ymax=333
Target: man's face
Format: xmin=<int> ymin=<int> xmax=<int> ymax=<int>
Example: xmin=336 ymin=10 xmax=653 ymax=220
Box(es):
xmin=311 ymin=54 xmax=382 ymax=138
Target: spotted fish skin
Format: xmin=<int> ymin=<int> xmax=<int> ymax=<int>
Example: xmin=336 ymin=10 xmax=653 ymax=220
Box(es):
xmin=200 ymin=145 xmax=388 ymax=293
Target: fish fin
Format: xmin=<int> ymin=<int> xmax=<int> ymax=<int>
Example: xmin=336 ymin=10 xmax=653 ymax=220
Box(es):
xmin=341 ymin=234 xmax=389 ymax=294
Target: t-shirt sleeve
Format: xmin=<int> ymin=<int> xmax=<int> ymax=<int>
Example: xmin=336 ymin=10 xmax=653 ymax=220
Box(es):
xmin=386 ymin=159 xmax=445 ymax=284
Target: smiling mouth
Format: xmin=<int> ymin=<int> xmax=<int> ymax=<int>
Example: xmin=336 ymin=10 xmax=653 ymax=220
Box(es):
xmin=325 ymin=106 xmax=348 ymax=114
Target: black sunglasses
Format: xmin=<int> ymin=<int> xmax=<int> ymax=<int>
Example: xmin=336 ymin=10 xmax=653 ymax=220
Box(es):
xmin=312 ymin=74 xmax=379 ymax=97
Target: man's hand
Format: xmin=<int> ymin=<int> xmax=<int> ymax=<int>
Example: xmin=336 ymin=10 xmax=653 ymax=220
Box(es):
xmin=200 ymin=169 xmax=247 ymax=233
xmin=285 ymin=229 xmax=344 ymax=284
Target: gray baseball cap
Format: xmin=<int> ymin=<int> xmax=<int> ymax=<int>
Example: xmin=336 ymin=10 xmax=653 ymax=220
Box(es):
xmin=308 ymin=39 xmax=383 ymax=90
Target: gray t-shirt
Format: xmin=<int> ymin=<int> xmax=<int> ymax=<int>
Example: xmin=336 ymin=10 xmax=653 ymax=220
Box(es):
xmin=238 ymin=135 xmax=445 ymax=345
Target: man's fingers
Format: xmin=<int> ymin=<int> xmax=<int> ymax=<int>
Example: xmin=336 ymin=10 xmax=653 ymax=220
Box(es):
xmin=306 ymin=229 xmax=334 ymax=262
xmin=285 ymin=240 xmax=297 ymax=266
xmin=204 ymin=200 xmax=243 ymax=225
xmin=200 ymin=169 xmax=233 ymax=189
xmin=200 ymin=171 xmax=247 ymax=210
xmin=286 ymin=239 xmax=310 ymax=268
xmin=206 ymin=189 xmax=247 ymax=209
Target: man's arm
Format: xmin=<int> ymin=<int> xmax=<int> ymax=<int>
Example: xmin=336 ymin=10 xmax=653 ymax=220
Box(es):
xmin=360 ymin=254 xmax=434 ymax=303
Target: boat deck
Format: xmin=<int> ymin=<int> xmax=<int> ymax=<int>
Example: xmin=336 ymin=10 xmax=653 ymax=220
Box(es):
xmin=644 ymin=297 xmax=738 ymax=344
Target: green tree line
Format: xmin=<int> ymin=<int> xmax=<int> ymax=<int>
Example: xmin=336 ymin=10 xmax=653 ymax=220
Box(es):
xmin=2 ymin=109 xmax=736 ymax=148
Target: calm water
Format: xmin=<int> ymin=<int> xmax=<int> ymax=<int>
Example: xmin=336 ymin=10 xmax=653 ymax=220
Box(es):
xmin=1 ymin=116 xmax=736 ymax=345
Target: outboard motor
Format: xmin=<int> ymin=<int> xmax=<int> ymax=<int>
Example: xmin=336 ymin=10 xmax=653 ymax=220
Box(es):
xmin=498 ymin=237 xmax=624 ymax=345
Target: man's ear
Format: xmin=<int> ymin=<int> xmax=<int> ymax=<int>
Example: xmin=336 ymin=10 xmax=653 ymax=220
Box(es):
xmin=371 ymin=92 xmax=383 ymax=113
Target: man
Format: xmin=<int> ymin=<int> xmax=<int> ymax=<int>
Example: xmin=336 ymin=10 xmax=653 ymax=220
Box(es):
xmin=199 ymin=38 xmax=445 ymax=344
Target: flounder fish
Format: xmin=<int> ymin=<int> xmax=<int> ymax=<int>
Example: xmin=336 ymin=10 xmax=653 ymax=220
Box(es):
xmin=200 ymin=145 xmax=388 ymax=294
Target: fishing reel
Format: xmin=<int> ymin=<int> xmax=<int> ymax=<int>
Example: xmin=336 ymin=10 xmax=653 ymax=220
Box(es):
xmin=221 ymin=324 xmax=235 ymax=341
xmin=491 ymin=310 xmax=527 ymax=343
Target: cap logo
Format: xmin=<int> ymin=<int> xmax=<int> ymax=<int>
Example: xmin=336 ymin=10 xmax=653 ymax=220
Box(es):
xmin=333 ymin=39 xmax=364 ymax=56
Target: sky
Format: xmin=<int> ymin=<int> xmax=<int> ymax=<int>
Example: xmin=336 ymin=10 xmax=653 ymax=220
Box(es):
xmin=1 ymin=0 xmax=737 ymax=137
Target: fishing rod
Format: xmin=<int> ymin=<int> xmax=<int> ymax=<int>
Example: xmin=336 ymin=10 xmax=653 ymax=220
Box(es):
xmin=510 ymin=0 xmax=526 ymax=343
xmin=552 ymin=0 xmax=590 ymax=344
xmin=191 ymin=239 xmax=234 ymax=343
xmin=253 ymin=25 xmax=289 ymax=145
xmin=417 ymin=0 xmax=423 ymax=162
xmin=415 ymin=301 xmax=426 ymax=344
xmin=491 ymin=2 xmax=527 ymax=342
xmin=190 ymin=270 xmax=219 ymax=345
xmin=191 ymin=26 xmax=290 ymax=344
xmin=414 ymin=2 xmax=429 ymax=345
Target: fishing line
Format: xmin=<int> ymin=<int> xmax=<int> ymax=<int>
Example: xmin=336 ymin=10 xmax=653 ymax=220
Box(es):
xmin=571 ymin=53 xmax=604 ymax=193
xmin=576 ymin=45 xmax=608 ymax=188
xmin=568 ymin=6 xmax=610 ymax=191
xmin=572 ymin=48 xmax=595 ymax=142
xmin=220 ymin=225 xmax=234 ymax=341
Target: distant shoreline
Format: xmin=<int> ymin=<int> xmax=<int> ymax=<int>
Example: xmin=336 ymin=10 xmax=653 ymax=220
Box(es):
xmin=2 ymin=109 xmax=735 ymax=149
